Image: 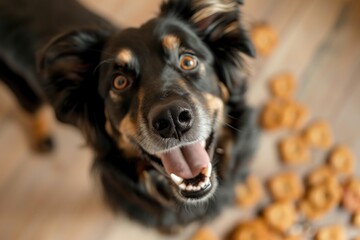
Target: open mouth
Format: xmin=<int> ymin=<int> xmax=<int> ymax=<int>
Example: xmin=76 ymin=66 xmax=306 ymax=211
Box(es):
xmin=143 ymin=132 xmax=216 ymax=201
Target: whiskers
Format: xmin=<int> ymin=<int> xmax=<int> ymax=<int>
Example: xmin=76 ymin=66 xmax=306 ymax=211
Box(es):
xmin=179 ymin=193 xmax=214 ymax=215
xmin=223 ymin=114 xmax=248 ymax=133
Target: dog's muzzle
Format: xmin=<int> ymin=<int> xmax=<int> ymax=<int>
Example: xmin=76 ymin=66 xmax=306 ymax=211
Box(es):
xmin=146 ymin=100 xmax=215 ymax=201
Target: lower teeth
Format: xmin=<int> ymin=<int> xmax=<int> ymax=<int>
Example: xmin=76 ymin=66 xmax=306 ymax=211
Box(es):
xmin=179 ymin=177 xmax=211 ymax=192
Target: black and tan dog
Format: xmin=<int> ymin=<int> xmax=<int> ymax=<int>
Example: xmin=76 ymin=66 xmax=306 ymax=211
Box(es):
xmin=0 ymin=0 xmax=258 ymax=230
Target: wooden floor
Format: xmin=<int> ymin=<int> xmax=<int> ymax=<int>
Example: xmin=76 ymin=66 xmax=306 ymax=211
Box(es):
xmin=0 ymin=0 xmax=359 ymax=239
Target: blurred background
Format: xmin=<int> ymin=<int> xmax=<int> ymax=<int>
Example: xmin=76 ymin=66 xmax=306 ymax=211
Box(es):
xmin=0 ymin=0 xmax=359 ymax=239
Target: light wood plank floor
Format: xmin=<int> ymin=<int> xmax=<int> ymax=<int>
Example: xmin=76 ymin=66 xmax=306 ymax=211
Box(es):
xmin=0 ymin=0 xmax=359 ymax=239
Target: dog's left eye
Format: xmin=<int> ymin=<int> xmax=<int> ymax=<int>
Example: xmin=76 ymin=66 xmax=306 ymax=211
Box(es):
xmin=113 ymin=75 xmax=130 ymax=91
xmin=179 ymin=54 xmax=198 ymax=71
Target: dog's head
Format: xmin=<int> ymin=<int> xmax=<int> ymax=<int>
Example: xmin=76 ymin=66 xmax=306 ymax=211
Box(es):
xmin=39 ymin=0 xmax=255 ymax=203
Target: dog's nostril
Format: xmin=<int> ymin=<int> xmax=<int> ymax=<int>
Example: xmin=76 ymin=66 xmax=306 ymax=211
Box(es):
xmin=153 ymin=119 xmax=170 ymax=132
xmin=178 ymin=110 xmax=192 ymax=124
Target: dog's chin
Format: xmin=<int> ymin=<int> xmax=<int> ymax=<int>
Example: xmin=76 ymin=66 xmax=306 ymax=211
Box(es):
xmin=141 ymin=131 xmax=218 ymax=203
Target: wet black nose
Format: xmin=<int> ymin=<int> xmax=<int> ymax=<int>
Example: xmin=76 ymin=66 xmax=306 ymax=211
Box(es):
xmin=149 ymin=101 xmax=193 ymax=139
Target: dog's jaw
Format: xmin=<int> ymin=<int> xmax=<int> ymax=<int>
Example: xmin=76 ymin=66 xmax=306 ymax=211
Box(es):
xmin=140 ymin=126 xmax=219 ymax=203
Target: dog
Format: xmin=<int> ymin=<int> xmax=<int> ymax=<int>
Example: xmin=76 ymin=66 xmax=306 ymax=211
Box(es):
xmin=0 ymin=0 xmax=258 ymax=230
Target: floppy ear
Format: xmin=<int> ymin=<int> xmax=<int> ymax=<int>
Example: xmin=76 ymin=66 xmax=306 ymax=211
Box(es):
xmin=38 ymin=29 xmax=111 ymax=151
xmin=160 ymin=0 xmax=255 ymax=98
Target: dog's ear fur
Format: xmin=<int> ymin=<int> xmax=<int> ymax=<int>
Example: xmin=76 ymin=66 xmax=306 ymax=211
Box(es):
xmin=38 ymin=29 xmax=111 ymax=151
xmin=160 ymin=0 xmax=255 ymax=98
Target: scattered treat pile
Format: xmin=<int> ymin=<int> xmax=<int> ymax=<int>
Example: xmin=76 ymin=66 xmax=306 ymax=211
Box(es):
xmin=191 ymin=23 xmax=358 ymax=240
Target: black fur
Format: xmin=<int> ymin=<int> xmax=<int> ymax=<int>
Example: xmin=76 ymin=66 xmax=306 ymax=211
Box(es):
xmin=0 ymin=0 xmax=258 ymax=229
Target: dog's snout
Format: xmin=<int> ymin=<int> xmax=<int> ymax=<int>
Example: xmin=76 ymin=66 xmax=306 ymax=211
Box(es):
xmin=150 ymin=101 xmax=193 ymax=139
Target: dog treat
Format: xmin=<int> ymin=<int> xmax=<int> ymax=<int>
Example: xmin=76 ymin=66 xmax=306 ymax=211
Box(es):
xmin=307 ymin=179 xmax=342 ymax=210
xmin=269 ymin=72 xmax=296 ymax=99
xmin=229 ymin=219 xmax=273 ymax=240
xmin=263 ymin=201 xmax=297 ymax=233
xmin=299 ymin=199 xmax=327 ymax=220
xmin=192 ymin=227 xmax=219 ymax=240
xmin=342 ymin=178 xmax=360 ymax=213
xmin=284 ymin=236 xmax=303 ymax=240
xmin=327 ymin=145 xmax=354 ymax=176
xmin=302 ymin=121 xmax=333 ymax=149
xmin=306 ymin=166 xmax=337 ymax=186
xmin=315 ymin=225 xmax=346 ymax=240
xmin=268 ymin=171 xmax=304 ymax=202
xmin=352 ymin=212 xmax=360 ymax=228
xmin=260 ymin=99 xmax=308 ymax=131
xmin=279 ymin=135 xmax=310 ymax=165
xmin=281 ymin=101 xmax=309 ymax=130
xmin=260 ymin=100 xmax=284 ymax=130
xmin=235 ymin=175 xmax=263 ymax=207
xmin=250 ymin=23 xmax=278 ymax=56
xmin=301 ymin=179 xmax=342 ymax=220
xmin=226 ymin=218 xmax=283 ymax=240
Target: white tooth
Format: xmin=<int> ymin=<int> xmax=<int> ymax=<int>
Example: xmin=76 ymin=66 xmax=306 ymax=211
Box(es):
xmin=195 ymin=186 xmax=201 ymax=191
xmin=199 ymin=181 xmax=206 ymax=189
xmin=186 ymin=185 xmax=194 ymax=191
xmin=170 ymin=173 xmax=184 ymax=185
xmin=202 ymin=163 xmax=212 ymax=177
xmin=204 ymin=177 xmax=210 ymax=185
xmin=179 ymin=183 xmax=186 ymax=190
xmin=201 ymin=141 xmax=206 ymax=148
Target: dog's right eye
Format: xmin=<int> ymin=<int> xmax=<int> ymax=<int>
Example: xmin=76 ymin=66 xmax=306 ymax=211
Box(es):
xmin=113 ymin=75 xmax=130 ymax=92
xmin=179 ymin=54 xmax=198 ymax=71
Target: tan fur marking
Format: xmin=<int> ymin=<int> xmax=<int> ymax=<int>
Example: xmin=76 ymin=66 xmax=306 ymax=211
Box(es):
xmin=192 ymin=0 xmax=237 ymax=23
xmin=117 ymin=89 xmax=145 ymax=158
xmin=138 ymin=88 xmax=145 ymax=105
xmin=109 ymin=90 xmax=122 ymax=102
xmin=32 ymin=105 xmax=53 ymax=142
xmin=162 ymin=35 xmax=180 ymax=50
xmin=116 ymin=49 xmax=133 ymax=65
xmin=176 ymin=78 xmax=189 ymax=90
xmin=119 ymin=114 xmax=137 ymax=143
xmin=204 ymin=93 xmax=225 ymax=121
xmin=223 ymin=22 xmax=238 ymax=35
xmin=219 ymin=82 xmax=230 ymax=102
xmin=104 ymin=108 xmax=113 ymax=136
xmin=118 ymin=135 xmax=139 ymax=158
xmin=118 ymin=114 xmax=139 ymax=158
xmin=199 ymin=64 xmax=206 ymax=77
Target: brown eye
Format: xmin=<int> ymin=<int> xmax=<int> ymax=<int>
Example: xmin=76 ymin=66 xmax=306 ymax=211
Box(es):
xmin=113 ymin=75 xmax=130 ymax=91
xmin=179 ymin=54 xmax=198 ymax=71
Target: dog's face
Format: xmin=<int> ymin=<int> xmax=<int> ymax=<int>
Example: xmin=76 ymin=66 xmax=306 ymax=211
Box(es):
xmin=39 ymin=0 xmax=255 ymax=203
xmin=100 ymin=19 xmax=226 ymax=201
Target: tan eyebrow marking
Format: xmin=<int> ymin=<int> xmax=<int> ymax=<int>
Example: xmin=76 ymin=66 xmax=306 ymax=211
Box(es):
xmin=223 ymin=22 xmax=238 ymax=35
xmin=116 ymin=49 xmax=133 ymax=65
xmin=191 ymin=0 xmax=237 ymax=24
xmin=162 ymin=35 xmax=181 ymax=50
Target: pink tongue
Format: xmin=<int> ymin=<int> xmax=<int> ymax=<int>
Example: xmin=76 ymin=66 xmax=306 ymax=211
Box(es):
xmin=159 ymin=142 xmax=209 ymax=179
